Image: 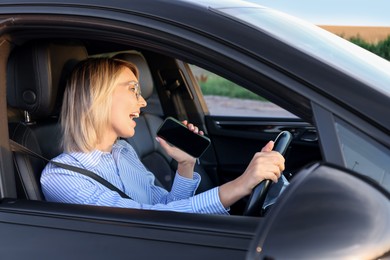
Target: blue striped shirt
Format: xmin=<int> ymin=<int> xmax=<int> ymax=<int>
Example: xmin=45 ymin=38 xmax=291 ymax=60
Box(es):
xmin=40 ymin=140 xmax=228 ymax=214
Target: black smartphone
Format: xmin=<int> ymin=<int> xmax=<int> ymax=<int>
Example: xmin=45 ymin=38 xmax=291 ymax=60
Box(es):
xmin=156 ymin=117 xmax=211 ymax=158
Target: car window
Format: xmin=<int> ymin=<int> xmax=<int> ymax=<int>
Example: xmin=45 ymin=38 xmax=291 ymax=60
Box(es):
xmin=218 ymin=7 xmax=390 ymax=96
xmin=189 ymin=65 xmax=296 ymax=118
xmin=335 ymin=118 xmax=390 ymax=192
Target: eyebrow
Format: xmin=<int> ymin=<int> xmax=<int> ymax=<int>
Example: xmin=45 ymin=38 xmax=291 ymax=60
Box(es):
xmin=117 ymin=80 xmax=139 ymax=86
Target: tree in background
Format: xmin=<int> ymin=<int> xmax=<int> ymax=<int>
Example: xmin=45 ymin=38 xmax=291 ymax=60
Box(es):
xmin=349 ymin=35 xmax=390 ymax=61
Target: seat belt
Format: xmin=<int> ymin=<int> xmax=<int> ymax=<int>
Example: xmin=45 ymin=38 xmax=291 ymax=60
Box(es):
xmin=166 ymin=79 xmax=187 ymax=120
xmin=9 ymin=139 xmax=131 ymax=199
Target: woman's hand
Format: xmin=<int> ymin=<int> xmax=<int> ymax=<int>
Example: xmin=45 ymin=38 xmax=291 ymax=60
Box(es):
xmin=218 ymin=141 xmax=285 ymax=208
xmin=237 ymin=141 xmax=285 ymax=194
xmin=156 ymin=120 xmax=204 ymax=179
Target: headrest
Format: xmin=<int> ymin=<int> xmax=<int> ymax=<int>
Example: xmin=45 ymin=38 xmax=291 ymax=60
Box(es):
xmin=7 ymin=41 xmax=88 ymax=119
xmin=113 ymin=52 xmax=154 ymax=100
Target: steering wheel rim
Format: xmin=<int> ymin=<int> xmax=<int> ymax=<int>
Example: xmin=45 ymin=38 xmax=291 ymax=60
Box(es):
xmin=243 ymin=131 xmax=292 ymax=216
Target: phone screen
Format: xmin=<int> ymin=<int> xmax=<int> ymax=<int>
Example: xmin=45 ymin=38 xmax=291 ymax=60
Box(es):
xmin=156 ymin=117 xmax=211 ymax=158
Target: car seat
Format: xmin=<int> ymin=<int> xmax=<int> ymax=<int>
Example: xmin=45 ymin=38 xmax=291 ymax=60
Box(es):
xmin=7 ymin=40 xmax=88 ymax=200
xmin=113 ymin=52 xmax=215 ymax=193
xmin=7 ymin=43 xmax=214 ymax=201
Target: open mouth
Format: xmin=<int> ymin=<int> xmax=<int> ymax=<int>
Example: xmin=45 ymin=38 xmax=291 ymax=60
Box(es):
xmin=130 ymin=112 xmax=140 ymax=119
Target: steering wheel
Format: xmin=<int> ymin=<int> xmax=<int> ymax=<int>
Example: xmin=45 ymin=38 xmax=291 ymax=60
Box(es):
xmin=243 ymin=131 xmax=292 ymax=217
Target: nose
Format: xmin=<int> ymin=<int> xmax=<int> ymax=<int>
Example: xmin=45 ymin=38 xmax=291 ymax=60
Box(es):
xmin=138 ymin=95 xmax=147 ymax=107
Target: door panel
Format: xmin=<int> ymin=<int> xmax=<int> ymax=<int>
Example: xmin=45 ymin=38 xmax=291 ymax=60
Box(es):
xmin=205 ymin=115 xmax=322 ymax=183
xmin=186 ymin=63 xmax=321 ymax=182
xmin=0 ymin=199 xmax=258 ymax=259
xmin=205 ymin=115 xmax=321 ymax=214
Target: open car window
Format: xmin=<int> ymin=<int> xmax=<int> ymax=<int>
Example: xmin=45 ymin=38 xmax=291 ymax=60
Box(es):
xmin=189 ymin=64 xmax=296 ymax=118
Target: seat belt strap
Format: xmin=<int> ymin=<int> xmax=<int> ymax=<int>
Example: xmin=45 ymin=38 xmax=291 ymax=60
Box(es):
xmin=9 ymin=139 xmax=131 ymax=199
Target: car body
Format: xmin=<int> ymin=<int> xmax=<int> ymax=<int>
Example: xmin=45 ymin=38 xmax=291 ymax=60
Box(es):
xmin=0 ymin=0 xmax=389 ymax=259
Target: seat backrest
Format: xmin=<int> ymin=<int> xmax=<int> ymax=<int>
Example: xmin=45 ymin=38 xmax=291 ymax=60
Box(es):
xmin=7 ymin=41 xmax=88 ymax=200
xmin=113 ymin=52 xmax=214 ymax=193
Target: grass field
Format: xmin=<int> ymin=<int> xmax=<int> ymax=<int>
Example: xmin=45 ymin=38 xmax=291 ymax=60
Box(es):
xmin=320 ymin=25 xmax=390 ymax=44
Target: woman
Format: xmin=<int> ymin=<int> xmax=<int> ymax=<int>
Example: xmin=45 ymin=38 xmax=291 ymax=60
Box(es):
xmin=41 ymin=57 xmax=285 ymax=214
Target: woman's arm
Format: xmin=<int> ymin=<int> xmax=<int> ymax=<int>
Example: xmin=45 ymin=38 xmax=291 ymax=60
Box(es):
xmin=41 ymin=164 xmax=227 ymax=214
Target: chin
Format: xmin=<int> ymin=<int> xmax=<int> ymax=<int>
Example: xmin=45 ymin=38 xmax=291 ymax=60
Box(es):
xmin=121 ymin=130 xmax=135 ymax=139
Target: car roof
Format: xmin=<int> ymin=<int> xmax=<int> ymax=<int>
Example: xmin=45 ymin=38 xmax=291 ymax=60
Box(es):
xmin=1 ymin=0 xmax=389 ymax=133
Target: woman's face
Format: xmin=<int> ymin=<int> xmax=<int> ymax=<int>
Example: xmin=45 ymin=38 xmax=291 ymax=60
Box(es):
xmin=109 ymin=67 xmax=147 ymax=139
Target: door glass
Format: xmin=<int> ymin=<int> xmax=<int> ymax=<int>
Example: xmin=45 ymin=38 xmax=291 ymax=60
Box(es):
xmin=335 ymin=119 xmax=390 ymax=192
xmin=190 ymin=65 xmax=296 ymax=118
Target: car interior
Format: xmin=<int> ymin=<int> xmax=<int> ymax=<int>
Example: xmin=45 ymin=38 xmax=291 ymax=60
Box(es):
xmin=1 ymin=2 xmax=389 ymax=257
xmin=6 ymin=38 xmax=322 ymax=216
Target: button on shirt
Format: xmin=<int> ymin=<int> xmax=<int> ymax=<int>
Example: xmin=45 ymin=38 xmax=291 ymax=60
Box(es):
xmin=41 ymin=140 xmax=229 ymax=214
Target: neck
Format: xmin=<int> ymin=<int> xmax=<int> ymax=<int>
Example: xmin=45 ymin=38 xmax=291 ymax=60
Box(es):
xmin=95 ymin=142 xmax=114 ymax=152
xmin=95 ymin=132 xmax=117 ymax=152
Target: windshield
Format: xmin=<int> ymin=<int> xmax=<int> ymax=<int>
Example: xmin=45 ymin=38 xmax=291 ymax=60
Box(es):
xmin=216 ymin=6 xmax=390 ymax=97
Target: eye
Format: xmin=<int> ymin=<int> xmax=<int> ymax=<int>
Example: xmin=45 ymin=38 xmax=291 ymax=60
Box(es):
xmin=126 ymin=81 xmax=141 ymax=99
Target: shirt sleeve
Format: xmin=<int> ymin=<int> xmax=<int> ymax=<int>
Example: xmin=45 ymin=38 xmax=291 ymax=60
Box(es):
xmin=150 ymin=172 xmax=201 ymax=203
xmin=41 ymin=162 xmax=229 ymax=215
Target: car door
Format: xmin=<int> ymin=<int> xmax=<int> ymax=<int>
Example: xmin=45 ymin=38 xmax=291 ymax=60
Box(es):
xmin=183 ymin=64 xmax=321 ymax=178
xmin=0 ymin=199 xmax=260 ymax=259
xmin=163 ymin=63 xmax=320 ymax=214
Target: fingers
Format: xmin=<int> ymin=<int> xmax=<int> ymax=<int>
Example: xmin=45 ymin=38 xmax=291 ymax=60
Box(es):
xmin=253 ymin=151 xmax=285 ymax=171
xmin=261 ymin=140 xmax=274 ymax=152
xmin=188 ymin=124 xmax=199 ymax=134
xmin=264 ymin=165 xmax=282 ymax=183
xmin=155 ymin=136 xmax=170 ymax=150
xmin=182 ymin=120 xmax=204 ymax=135
xmin=250 ymin=151 xmax=285 ymax=185
xmin=257 ymin=161 xmax=282 ymax=183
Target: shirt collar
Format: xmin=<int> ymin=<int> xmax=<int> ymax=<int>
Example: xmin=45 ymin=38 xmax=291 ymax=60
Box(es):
xmin=69 ymin=140 xmax=128 ymax=169
xmin=69 ymin=149 xmax=105 ymax=169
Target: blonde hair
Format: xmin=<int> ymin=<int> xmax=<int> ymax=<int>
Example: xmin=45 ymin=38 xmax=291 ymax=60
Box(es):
xmin=61 ymin=57 xmax=139 ymax=152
